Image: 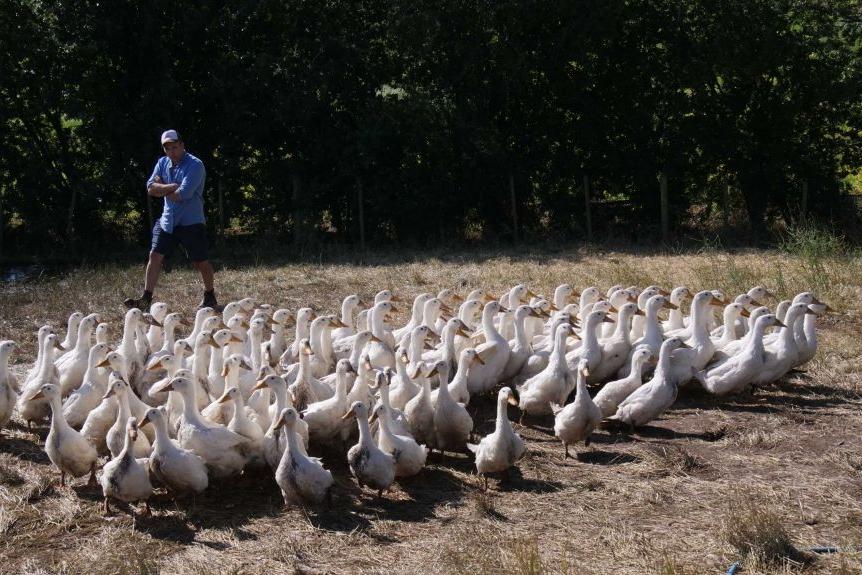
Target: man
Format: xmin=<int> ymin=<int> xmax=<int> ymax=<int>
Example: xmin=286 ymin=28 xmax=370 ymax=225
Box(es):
xmin=124 ymin=129 xmax=220 ymax=311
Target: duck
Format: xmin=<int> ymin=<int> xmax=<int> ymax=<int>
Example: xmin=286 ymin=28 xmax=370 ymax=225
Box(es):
xmin=31 ymin=383 xmax=98 ymax=486
xmin=667 ymin=291 xmax=726 ymax=384
xmin=698 ymin=314 xmax=782 ymax=395
xmin=100 ymin=416 xmax=153 ymax=515
xmin=404 ymin=361 xmax=435 ymax=446
xmin=711 ymin=302 xmax=750 ymax=349
xmin=57 ymin=313 xmax=99 ymax=396
xmin=552 ymin=359 xmax=602 ymax=458
xmin=288 ymin=339 xmax=334 ymax=411
xmin=518 ymin=324 xmax=578 ymax=417
xmin=466 ymin=301 xmax=511 ymax=394
xmin=202 ymin=354 xmax=252 ymax=425
xmin=344 ymin=401 xmax=396 ymax=496
xmin=61 ymin=343 xmax=111 ymax=429
xmin=516 ymin=312 xmax=577 ymax=383
xmin=499 ymin=305 xmax=542 ymax=382
xmin=24 ymin=325 xmax=56 ymax=390
xmin=266 ymin=308 xmax=294 ymax=360
xmin=309 ymin=315 xmax=343 ymax=378
xmin=794 ymin=301 xmax=831 ymax=366
xmin=205 ymin=329 xmax=238 ymax=400
xmin=320 ymin=330 xmax=372 ymax=389
xmin=146 ymin=340 xmax=193 ymax=406
xmin=593 ymin=348 xmax=654 ymax=418
xmin=280 ymin=308 xmax=315 ymax=364
xmin=631 ymin=286 xmax=666 ymax=339
xmin=369 ymin=369 xmax=412 ymax=438
xmin=365 ymin=301 xmax=398 ymax=369
xmin=662 ymin=286 xmax=692 ymax=332
xmin=160 ymin=376 xmax=248 ymax=478
xmin=184 ymin=307 xmax=217 ymax=349
xmin=393 ymin=293 xmax=432 ymax=345
xmin=423 ymin=317 xmax=471 ymax=376
xmin=618 ymin=295 xmax=676 ymax=379
xmin=145 ymin=302 xmax=170 ymax=351
xmin=58 ymin=312 xmax=84 ymax=354
xmin=591 ymin=302 xmax=641 ymax=382
xmin=371 ymin=402 xmax=427 ymax=478
xmin=118 ymin=308 xmax=158 ymax=396
xmin=389 ymin=347 xmax=420 ymax=411
xmin=105 ymin=378 xmax=151 ymax=458
xmin=216 ymin=387 xmax=265 ymax=467
xmin=253 ymin=374 xmax=309 ymax=469
xmin=19 ymin=333 xmax=64 ymax=427
xmin=612 ymin=337 xmax=688 ymax=428
xmin=140 ymin=407 xmax=208 ymax=497
xmin=754 ymin=303 xmax=812 ymax=384
xmin=467 ymin=387 xmax=525 ymax=489
xmin=565 ymin=310 xmax=614 ymax=377
xmin=0 ymin=340 xmax=19 ymax=431
xmin=432 ymin=347 xmax=483 ymax=407
xmin=331 ymin=295 xmax=363 ymax=344
xmin=302 ymin=359 xmax=354 ymax=447
xmin=429 ymin=360 xmax=473 ymax=453
xmin=188 ymin=331 xmax=219 ymax=411
xmin=273 ymin=408 xmax=333 ymax=507
xmin=346 ymin=354 xmax=376 ymax=414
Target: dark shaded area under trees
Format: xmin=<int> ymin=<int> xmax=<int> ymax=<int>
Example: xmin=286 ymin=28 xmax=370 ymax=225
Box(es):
xmin=1 ymin=0 xmax=860 ymax=259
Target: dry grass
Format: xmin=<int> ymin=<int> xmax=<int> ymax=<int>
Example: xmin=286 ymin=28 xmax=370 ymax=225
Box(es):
xmin=1 ymin=246 xmax=862 ymax=574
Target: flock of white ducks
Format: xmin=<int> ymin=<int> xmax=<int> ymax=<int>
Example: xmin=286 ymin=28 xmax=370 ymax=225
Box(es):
xmin=0 ymin=284 xmax=833 ymax=513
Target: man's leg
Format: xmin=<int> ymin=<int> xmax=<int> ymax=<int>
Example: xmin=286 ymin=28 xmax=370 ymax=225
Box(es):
xmin=145 ymin=251 xmax=165 ymax=292
xmin=192 ymin=260 xmax=214 ymax=291
xmin=125 ymin=222 xmax=173 ymax=310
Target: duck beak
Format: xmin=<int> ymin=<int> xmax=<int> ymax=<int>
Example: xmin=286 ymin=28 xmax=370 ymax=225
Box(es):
xmin=368 ymin=411 xmax=378 ymax=425
xmin=208 ymin=335 xmax=221 ymax=348
xmin=658 ymin=288 xmax=671 ymax=297
xmin=499 ymin=305 xmax=511 ymax=313
xmin=140 ymin=414 xmax=151 ymax=428
xmin=31 ymin=390 xmax=45 ymax=400
xmin=427 ymin=366 xmax=440 ymax=377
xmin=148 ymin=317 xmax=163 ymax=327
xmin=804 ymin=307 xmax=818 ymax=315
xmin=679 ymin=341 xmax=691 ymax=349
xmin=389 ymin=305 xmax=401 ymax=314
xmin=240 ymin=359 xmax=252 ymax=371
xmin=340 ymin=410 xmax=355 ymax=421
xmin=526 ymin=289 xmax=538 ymax=298
xmin=663 ymin=301 xmax=679 ymax=310
xmin=424 ymin=341 xmax=436 ymax=351
xmin=252 ymin=379 xmax=268 ymax=391
xmin=483 ymin=293 xmax=497 ymax=303
xmin=474 ymin=355 xmax=486 ymax=365
xmin=54 ymin=339 xmax=65 ymax=350
xmin=97 ymin=358 xmax=111 ymax=368
xmin=774 ymin=319 xmax=787 ymax=328
xmin=221 ymin=365 xmax=230 ymax=377
xmin=634 ymin=309 xmax=646 ymax=317
xmin=608 ymin=305 xmax=619 ymax=313
xmin=750 ymin=299 xmax=763 ymax=307
xmin=581 ymin=367 xmax=590 ymax=377
xmin=740 ymin=308 xmax=751 ymax=318
xmin=274 ymin=416 xmax=286 ymax=430
xmin=147 ymin=359 xmax=163 ymax=371
xmin=456 ymin=328 xmax=471 ymax=338
xmin=102 ymin=388 xmax=115 ymax=400
xmin=507 ymin=394 xmax=519 ymax=406
xmin=217 ymin=393 xmax=231 ymax=404
xmin=602 ymin=316 xmax=615 ymax=324
xmin=452 ymin=293 xmax=464 ymax=303
xmin=627 ymin=295 xmax=639 ymax=304
xmin=370 ymin=334 xmax=382 ymax=343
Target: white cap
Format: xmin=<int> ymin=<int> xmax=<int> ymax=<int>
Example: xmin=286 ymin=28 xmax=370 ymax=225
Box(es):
xmin=160 ymin=129 xmax=180 ymax=144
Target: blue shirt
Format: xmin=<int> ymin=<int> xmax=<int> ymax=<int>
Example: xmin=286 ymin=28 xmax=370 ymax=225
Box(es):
xmin=146 ymin=152 xmax=206 ymax=233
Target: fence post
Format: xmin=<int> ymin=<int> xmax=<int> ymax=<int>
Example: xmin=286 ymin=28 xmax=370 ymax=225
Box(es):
xmin=723 ymin=184 xmax=731 ymax=230
xmin=660 ymin=172 xmax=669 ymax=243
xmin=583 ymin=174 xmax=592 ymax=242
xmin=357 ymin=178 xmax=366 ymax=252
xmin=509 ymin=170 xmax=519 ymax=244
xmin=801 ymin=179 xmax=808 ymax=219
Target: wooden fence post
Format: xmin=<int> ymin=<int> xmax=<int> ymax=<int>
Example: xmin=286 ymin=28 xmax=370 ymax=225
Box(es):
xmin=509 ymin=170 xmax=519 ymax=244
xmin=660 ymin=172 xmax=669 ymax=243
xmin=357 ymin=178 xmax=366 ymax=252
xmin=583 ymin=174 xmax=592 ymax=242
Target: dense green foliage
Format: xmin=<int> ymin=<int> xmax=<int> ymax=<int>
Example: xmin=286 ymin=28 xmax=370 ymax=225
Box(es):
xmin=1 ymin=0 xmax=860 ymax=255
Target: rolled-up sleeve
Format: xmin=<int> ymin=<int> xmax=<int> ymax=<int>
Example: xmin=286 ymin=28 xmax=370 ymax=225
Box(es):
xmin=146 ymin=159 xmax=162 ymax=189
xmin=175 ymin=160 xmax=205 ymax=201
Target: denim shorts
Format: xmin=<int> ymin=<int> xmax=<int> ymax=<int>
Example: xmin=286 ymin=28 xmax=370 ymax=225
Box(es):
xmin=151 ymin=222 xmax=209 ymax=262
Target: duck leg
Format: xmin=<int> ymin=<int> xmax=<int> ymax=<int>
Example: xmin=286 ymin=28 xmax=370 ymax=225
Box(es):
xmin=563 ymin=442 xmax=569 ymax=459
xmin=60 ymin=470 xmax=66 ymax=487
xmin=103 ymin=496 xmax=111 ymax=515
xmin=482 ymin=474 xmax=488 ymax=492
xmin=87 ymin=463 xmax=98 ymax=487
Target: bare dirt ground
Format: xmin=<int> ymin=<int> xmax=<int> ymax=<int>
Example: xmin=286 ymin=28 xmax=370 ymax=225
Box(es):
xmin=1 ymin=247 xmax=861 ymax=574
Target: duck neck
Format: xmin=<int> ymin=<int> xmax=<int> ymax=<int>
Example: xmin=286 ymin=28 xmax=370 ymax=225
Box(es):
xmin=318 ymin=326 xmax=334 ymax=365
xmin=348 ymin=337 xmax=365 ymax=368
xmin=160 ymin=323 xmax=178 ymax=353
xmin=192 ymin=344 xmax=211 ymax=379
xmin=496 ymin=395 xmax=513 ymax=434
xmin=613 ymin=310 xmax=632 ymax=344
xmin=629 ymin=357 xmax=646 ymax=384
xmin=575 ymin=371 xmax=588 ymax=400
xmin=151 ymin=418 xmax=172 ymax=452
xmin=408 ymin=332 xmax=424 ymax=364
xmin=452 ymin=356 xmax=470 ymax=385
xmin=513 ymin=313 xmax=530 ymax=348
xmin=655 ymin=347 xmax=673 ymax=381
xmin=295 ymin=318 xmax=311 ymax=343
xmin=179 ymin=388 xmax=205 ymax=426
xmin=356 ymin=412 xmax=374 ymax=446
xmin=722 ymin=309 xmax=740 ymax=342
xmin=37 ymin=339 xmax=55 ymax=380
xmin=335 ymin=373 xmax=349 ymax=401
xmin=690 ymin=301 xmax=710 ymax=341
xmin=341 ymin=301 xmax=356 ymax=329
xmin=48 ymin=394 xmax=71 ymax=434
xmin=550 ymin=328 xmax=569 ymax=361
xmin=283 ymin=422 xmax=302 ymax=459
xmin=230 ymin=394 xmax=250 ymax=426
xmin=748 ymin=321 xmax=769 ymax=356
xmin=803 ymin=313 xmax=817 ymax=345
xmin=582 ymin=318 xmax=601 ymax=353
xmin=249 ymin=331 xmax=263 ymax=371
xmin=644 ymin=304 xmax=663 ymax=342
xmin=482 ymin=308 xmax=501 ymax=342
xmin=73 ymin=321 xmax=92 ymax=357
xmin=209 ymin=345 xmax=225 ymax=376
xmin=120 ymin=318 xmax=137 ymax=354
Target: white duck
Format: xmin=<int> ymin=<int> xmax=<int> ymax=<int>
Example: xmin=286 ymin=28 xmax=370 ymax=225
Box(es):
xmin=59 ymin=312 xmax=84 ymax=354
xmin=24 ymin=325 xmax=56 ymax=390
xmin=0 ymin=341 xmax=19 ymax=430
xmin=58 ymin=313 xmax=98 ymax=396
xmin=698 ymin=314 xmax=782 ymax=395
xmin=254 ymin=374 xmax=309 ymax=469
xmin=267 ymin=308 xmax=294 ymax=360
xmin=365 ymin=301 xmax=398 ymax=369
xmin=140 ymin=407 xmax=208 ymax=497
xmin=393 ymin=293 xmax=433 ymax=345
xmin=389 ymin=348 xmax=420 ymax=411
xmin=593 ymin=348 xmax=654 ymax=418
xmin=32 ymin=383 xmax=98 ymax=486
xmin=432 ymin=347 xmax=483 ymax=407
xmin=216 ymin=387 xmax=265 ymax=467
xmin=466 ymin=301 xmax=511 ymax=393
xmin=552 ymin=358 xmax=603 ymax=458
xmin=105 ymin=378 xmax=151 ymax=458
xmin=288 ymin=339 xmax=334 ymax=411
xmin=404 ymin=361 xmax=435 ymax=446
xmin=331 ymin=295 xmax=362 ymax=344
xmin=302 ymin=359 xmax=354 ymax=446
xmin=281 ymin=308 xmax=315 ymax=364
xmin=430 ymin=361 xmax=473 ymax=453
xmin=100 ymin=416 xmax=153 ymax=515
xmin=499 ymin=305 xmax=542 ymax=382
xmin=794 ymin=301 xmax=831 ymax=366
xmin=371 ymin=402 xmax=427 ymax=478
xmin=618 ymin=295 xmax=676 ymax=379
xmin=566 ymin=310 xmax=614 ymax=376
xmin=145 ymin=302 xmax=170 ymax=351
xmin=755 ymin=303 xmax=812 ymax=384
xmin=273 ymin=408 xmax=333 ymax=507
xmin=468 ymin=387 xmax=525 ymax=489
xmin=518 ymin=324 xmax=577 ymax=417
xmin=370 ymin=369 xmax=411 ymax=438
xmin=344 ymin=401 xmax=396 ymax=496
xmin=19 ymin=333 xmax=64 ymax=427
xmin=612 ymin=337 xmax=688 ymax=428
xmin=162 ymin=375 xmax=247 ymax=478
xmin=591 ymin=302 xmax=642 ymax=382
xmin=62 ymin=343 xmax=111 ymax=428
xmin=662 ymin=286 xmax=692 ymax=332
